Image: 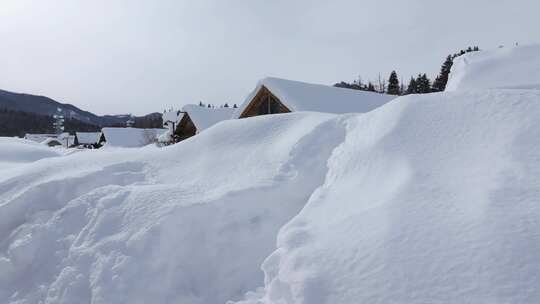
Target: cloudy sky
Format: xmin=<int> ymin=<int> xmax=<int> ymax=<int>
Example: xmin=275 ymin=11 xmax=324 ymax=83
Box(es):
xmin=1 ymin=0 xmax=539 ymax=115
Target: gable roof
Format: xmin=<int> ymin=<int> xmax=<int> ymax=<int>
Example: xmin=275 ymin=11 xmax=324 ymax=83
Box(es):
xmin=162 ymin=110 xmax=184 ymax=126
xmin=101 ymin=128 xmax=168 ymax=148
xmin=235 ymin=77 xmax=397 ymax=117
xmin=182 ymin=104 xmax=235 ymax=132
xmin=75 ymin=132 xmax=102 ymax=145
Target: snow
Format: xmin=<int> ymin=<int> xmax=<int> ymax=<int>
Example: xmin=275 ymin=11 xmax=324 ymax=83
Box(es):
xmin=0 ymin=137 xmax=61 ymax=170
xmin=235 ymin=89 xmax=540 ymax=304
xmin=101 ymin=127 xmax=167 ymax=148
xmin=75 ymin=132 xmax=101 ymax=145
xmin=446 ymin=44 xmax=540 ymax=91
xmin=1 ymin=88 xmax=539 ymax=303
xmin=0 ymin=112 xmax=338 ymax=304
xmin=182 ymin=104 xmax=235 ymax=132
xmin=2 ymin=57 xmax=540 ymax=302
xmin=235 ymin=77 xmax=397 ymax=117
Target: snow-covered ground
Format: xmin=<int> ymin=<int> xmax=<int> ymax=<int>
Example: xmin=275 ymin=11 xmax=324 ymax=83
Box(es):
xmin=1 ymin=45 xmax=539 ymax=303
xmin=0 ymin=137 xmax=61 ymax=170
xmin=447 ymin=44 xmax=540 ymax=91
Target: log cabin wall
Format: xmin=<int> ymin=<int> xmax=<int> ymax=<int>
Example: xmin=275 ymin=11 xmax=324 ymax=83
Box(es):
xmin=175 ymin=113 xmax=197 ymax=141
xmin=239 ymin=86 xmax=291 ymax=118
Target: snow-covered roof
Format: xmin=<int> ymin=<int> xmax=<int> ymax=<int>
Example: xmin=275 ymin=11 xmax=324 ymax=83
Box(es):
xmin=75 ymin=132 xmax=102 ymax=145
xmin=235 ymin=77 xmax=397 ymax=117
xmin=182 ymin=104 xmax=235 ymax=132
xmin=101 ymin=128 xmax=168 ymax=148
xmin=162 ymin=110 xmax=184 ymax=126
xmin=446 ymin=44 xmax=540 ymax=91
xmin=25 ymin=134 xmax=57 ymax=143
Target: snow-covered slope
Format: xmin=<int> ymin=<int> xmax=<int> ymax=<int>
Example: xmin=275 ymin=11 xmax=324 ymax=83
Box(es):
xmin=447 ymin=44 xmax=540 ymax=91
xmin=0 ymin=112 xmax=343 ymax=304
xmin=235 ymin=89 xmax=540 ymax=303
xmin=0 ymin=137 xmax=61 ymax=170
xmin=1 ymin=89 xmax=539 ymax=303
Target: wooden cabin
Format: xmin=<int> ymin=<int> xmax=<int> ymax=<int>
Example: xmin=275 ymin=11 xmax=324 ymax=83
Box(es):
xmin=74 ymin=132 xmax=105 ymax=148
xmin=236 ymin=77 xmax=397 ymax=119
xmin=173 ymin=105 xmax=234 ymax=141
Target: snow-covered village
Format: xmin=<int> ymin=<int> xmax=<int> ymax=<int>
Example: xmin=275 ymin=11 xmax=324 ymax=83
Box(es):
xmin=1 ymin=1 xmax=540 ymax=304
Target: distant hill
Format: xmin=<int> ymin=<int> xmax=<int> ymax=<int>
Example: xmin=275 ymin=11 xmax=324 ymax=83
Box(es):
xmin=0 ymin=88 xmax=162 ymax=135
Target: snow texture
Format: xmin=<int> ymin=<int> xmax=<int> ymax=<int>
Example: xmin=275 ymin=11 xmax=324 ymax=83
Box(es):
xmin=235 ymin=77 xmax=396 ymax=117
xmin=447 ymin=44 xmax=540 ymax=91
xmin=101 ymin=127 xmax=167 ymax=148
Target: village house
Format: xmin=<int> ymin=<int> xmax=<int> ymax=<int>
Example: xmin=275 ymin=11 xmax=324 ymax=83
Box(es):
xmin=25 ymin=133 xmax=75 ymax=148
xmin=235 ymin=77 xmax=397 ymax=118
xmin=161 ymin=104 xmax=234 ymax=142
xmin=74 ymin=132 xmax=105 ymax=149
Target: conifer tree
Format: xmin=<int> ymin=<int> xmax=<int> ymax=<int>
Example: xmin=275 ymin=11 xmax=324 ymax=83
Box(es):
xmin=432 ymin=55 xmax=454 ymax=92
xmin=416 ymin=74 xmax=432 ymax=93
xmin=387 ymin=71 xmax=400 ymax=95
xmin=405 ymin=77 xmax=417 ymax=95
xmin=367 ymin=82 xmax=376 ymax=92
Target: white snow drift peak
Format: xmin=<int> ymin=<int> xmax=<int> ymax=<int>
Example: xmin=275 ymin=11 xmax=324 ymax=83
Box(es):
xmin=0 ymin=112 xmax=346 ymax=304
xmin=446 ymin=44 xmax=540 ymax=91
xmin=235 ymin=89 xmax=540 ymax=304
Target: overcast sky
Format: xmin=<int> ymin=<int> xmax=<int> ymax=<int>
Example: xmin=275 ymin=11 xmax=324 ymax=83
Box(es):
xmin=1 ymin=0 xmax=539 ymax=115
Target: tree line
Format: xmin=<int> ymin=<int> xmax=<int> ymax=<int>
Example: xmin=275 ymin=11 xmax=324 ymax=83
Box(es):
xmin=0 ymin=108 xmax=101 ymax=137
xmin=334 ymin=46 xmax=480 ymax=95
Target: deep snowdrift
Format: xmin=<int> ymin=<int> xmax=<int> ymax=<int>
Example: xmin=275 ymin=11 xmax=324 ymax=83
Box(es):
xmin=236 ymin=89 xmax=540 ymax=304
xmin=1 ymin=89 xmax=539 ymax=303
xmin=446 ymin=44 xmax=540 ymax=91
xmin=0 ymin=113 xmax=344 ymax=304
xmin=0 ymin=137 xmax=61 ymax=170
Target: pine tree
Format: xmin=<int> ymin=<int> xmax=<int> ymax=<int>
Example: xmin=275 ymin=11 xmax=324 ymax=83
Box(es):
xmin=405 ymin=77 xmax=417 ymax=95
xmin=387 ymin=71 xmax=400 ymax=95
xmin=416 ymin=74 xmax=432 ymax=93
xmin=224 ymin=103 xmax=229 ymax=108
xmin=432 ymin=55 xmax=453 ymax=92
xmin=199 ymin=101 xmax=204 ymax=107
xmin=367 ymin=82 xmax=376 ymax=92
xmin=233 ymin=104 xmax=238 ymax=108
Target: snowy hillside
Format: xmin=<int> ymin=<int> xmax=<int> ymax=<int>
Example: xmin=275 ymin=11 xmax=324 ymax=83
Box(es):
xmin=1 ymin=87 xmax=539 ymax=303
xmin=447 ymin=44 xmax=540 ymax=91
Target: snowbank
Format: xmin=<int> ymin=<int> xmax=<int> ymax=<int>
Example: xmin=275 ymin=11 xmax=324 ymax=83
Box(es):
xmin=0 ymin=112 xmax=342 ymax=304
xmin=0 ymin=137 xmax=60 ymax=170
xmin=236 ymin=89 xmax=540 ymax=304
xmin=1 ymin=89 xmax=539 ymax=303
xmin=446 ymin=44 xmax=540 ymax=91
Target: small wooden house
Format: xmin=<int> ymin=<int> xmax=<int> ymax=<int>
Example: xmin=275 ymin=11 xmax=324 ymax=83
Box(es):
xmin=236 ymin=77 xmax=397 ymax=118
xmin=174 ymin=105 xmax=235 ymax=141
xmin=74 ymin=132 xmax=105 ymax=148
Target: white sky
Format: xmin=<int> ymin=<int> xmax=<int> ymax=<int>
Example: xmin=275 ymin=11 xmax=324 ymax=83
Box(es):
xmin=0 ymin=0 xmax=538 ymax=115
